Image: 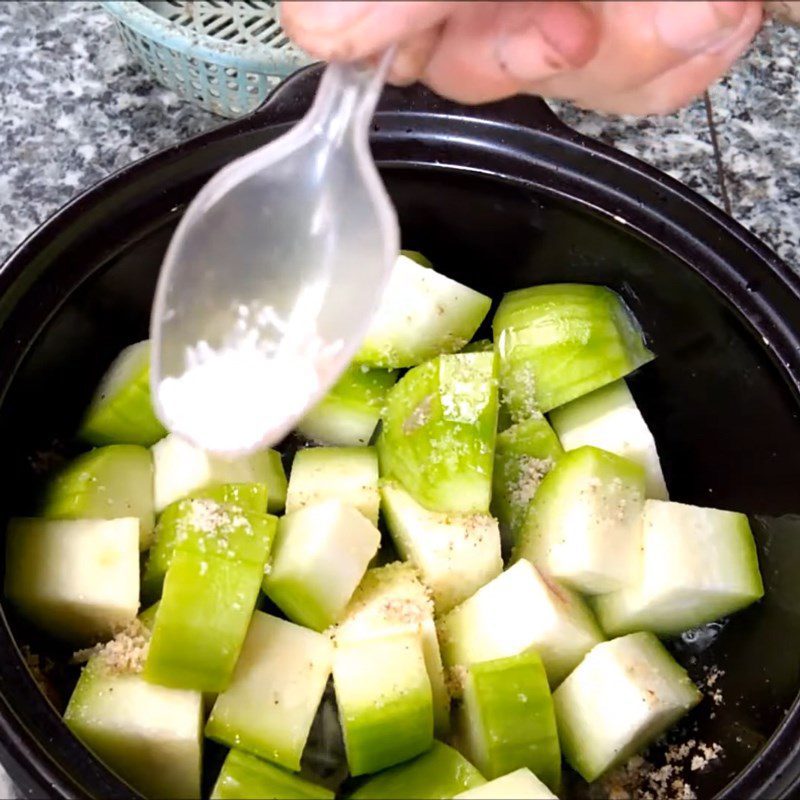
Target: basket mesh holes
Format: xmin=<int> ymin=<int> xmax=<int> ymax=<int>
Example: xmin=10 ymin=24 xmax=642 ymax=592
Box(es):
xmin=226 ymin=79 xmax=239 ymax=90
xmin=225 ymin=67 xmax=237 ymax=77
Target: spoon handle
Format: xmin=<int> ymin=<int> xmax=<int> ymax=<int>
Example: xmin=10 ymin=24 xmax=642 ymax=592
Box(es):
xmin=307 ymin=49 xmax=396 ymax=143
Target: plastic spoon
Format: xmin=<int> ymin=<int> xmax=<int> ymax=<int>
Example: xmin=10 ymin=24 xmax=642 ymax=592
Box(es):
xmin=150 ymin=53 xmax=399 ymax=456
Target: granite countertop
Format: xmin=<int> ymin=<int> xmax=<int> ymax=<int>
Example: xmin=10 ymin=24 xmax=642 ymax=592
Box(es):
xmin=0 ymin=2 xmax=798 ymax=798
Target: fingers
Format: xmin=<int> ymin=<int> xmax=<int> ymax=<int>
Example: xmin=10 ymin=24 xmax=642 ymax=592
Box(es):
xmin=388 ymin=25 xmax=445 ymax=87
xmin=280 ymin=1 xmax=458 ymax=62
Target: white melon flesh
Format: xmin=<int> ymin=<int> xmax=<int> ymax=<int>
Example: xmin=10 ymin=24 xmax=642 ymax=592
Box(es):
xmin=263 ymin=500 xmax=381 ymax=631
xmin=152 ymin=433 xmax=285 ymax=513
xmin=355 ymin=254 xmax=491 ymax=368
xmin=593 ymin=499 xmax=764 ymax=637
xmin=514 ymin=446 xmax=646 ymax=594
xmin=381 ymin=483 xmax=502 ymax=614
xmin=285 ymin=447 xmax=379 ymax=525
xmin=549 ymin=379 xmax=668 ymax=500
xmin=333 ymin=632 xmax=433 ymax=776
xmin=438 ymin=559 xmax=603 ymax=688
xmin=454 ymin=769 xmax=557 ymax=799
xmin=205 ymin=611 xmax=333 ymax=772
xmin=333 ymin=562 xmax=450 ymax=735
xmin=65 ymin=649 xmax=202 ymax=799
xmin=4 ymin=517 xmax=139 ymax=643
xmin=553 ymin=632 xmax=701 ymax=782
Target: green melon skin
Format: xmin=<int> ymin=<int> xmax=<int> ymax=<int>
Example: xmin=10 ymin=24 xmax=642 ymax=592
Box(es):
xmin=553 ymin=632 xmax=701 ymax=782
xmin=593 ymin=499 xmax=764 ymax=637
xmin=355 ymin=254 xmax=491 ymax=368
xmin=400 ymin=249 xmax=434 ymax=268
xmin=298 ymin=364 xmax=399 ymax=447
xmin=143 ymin=505 xmax=275 ymax=692
xmin=205 ymin=612 xmax=333 ymax=772
xmin=491 ymin=416 xmax=563 ymax=556
xmin=4 ymin=517 xmax=139 ymax=644
xmin=334 ymin=632 xmax=434 ymax=776
xmin=492 ymin=284 xmax=654 ymax=420
xmin=456 ymin=652 xmax=561 ymax=791
xmin=211 ymin=749 xmax=334 ymax=800
xmin=42 ymin=444 xmax=155 ymax=550
xmin=64 ymin=644 xmax=203 ymax=799
xmin=513 ymin=445 xmax=646 ymax=595
xmin=378 ymin=352 xmax=499 ymax=515
xmin=285 ymin=446 xmax=380 ymax=525
xmin=79 ymin=340 xmax=167 ymax=447
xmin=347 ymin=741 xmax=485 ymax=799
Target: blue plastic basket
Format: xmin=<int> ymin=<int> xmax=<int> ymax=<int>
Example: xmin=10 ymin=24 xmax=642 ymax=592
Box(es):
xmin=102 ymin=1 xmax=314 ymax=118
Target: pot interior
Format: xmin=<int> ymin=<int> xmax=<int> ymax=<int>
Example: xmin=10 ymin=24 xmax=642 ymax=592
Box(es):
xmin=0 ymin=166 xmax=798 ymax=799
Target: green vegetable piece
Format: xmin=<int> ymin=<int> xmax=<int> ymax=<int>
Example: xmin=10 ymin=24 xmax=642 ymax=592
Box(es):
xmin=334 ymin=562 xmax=450 ymax=736
xmin=206 ymin=612 xmax=333 ymax=772
xmin=378 ymin=352 xmax=499 ymax=515
xmin=42 ymin=445 xmax=155 ymax=550
xmin=298 ymin=365 xmax=399 ymax=447
xmin=211 ymin=749 xmax=334 ymax=800
xmin=549 ymin=379 xmax=668 ymax=500
xmin=514 ymin=446 xmax=646 ymax=594
xmin=553 ymin=633 xmax=701 ymax=782
xmin=143 ymin=498 xmax=275 ymax=603
xmin=492 ymin=284 xmax=654 ymax=419
xmin=144 ymin=506 xmax=276 ymax=692
xmin=381 ymin=482 xmax=502 ymax=614
xmin=286 ymin=447 xmax=379 ymax=525
xmin=491 ymin=416 xmax=563 ymax=556
xmin=457 ymin=652 xmax=561 ymax=790
xmin=438 ymin=559 xmax=603 ymax=688
xmin=593 ymin=499 xmax=764 ymax=637
xmin=65 ymin=643 xmax=203 ymax=800
xmin=152 ymin=433 xmax=286 ymax=513
xmin=334 ymin=632 xmax=433 ymax=776
xmin=454 ymin=769 xmax=557 ymax=799
xmin=4 ymin=517 xmax=139 ymax=644
xmin=138 ymin=600 xmax=160 ymax=630
xmin=79 ymin=340 xmax=167 ymax=446
xmin=461 ymin=339 xmax=493 ymax=354
xmin=263 ymin=500 xmax=380 ymax=631
xmin=400 ymin=249 xmax=433 ymax=268
xmin=188 ymin=483 xmax=268 ymax=513
xmin=348 ymin=741 xmax=485 ymax=799
xmin=356 ymin=254 xmax=491 ymax=368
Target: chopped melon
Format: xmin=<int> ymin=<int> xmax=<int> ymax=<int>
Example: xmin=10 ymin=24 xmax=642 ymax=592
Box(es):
xmin=491 ymin=416 xmax=563 ymax=556
xmin=348 ymin=741 xmax=485 ymax=799
xmin=333 ymin=562 xmax=450 ymax=736
xmin=144 ymin=506 xmax=275 ymax=692
xmin=152 ymin=433 xmax=286 ymax=513
xmin=593 ymin=500 xmax=764 ymax=636
xmin=263 ymin=500 xmax=380 ymax=631
xmin=381 ymin=483 xmax=502 ymax=614
xmin=187 ymin=482 xmax=268 ymax=513
xmin=211 ymin=749 xmax=334 ymax=800
xmin=549 ymin=379 xmax=668 ymax=500
xmin=553 ymin=632 xmax=701 ymax=782
xmin=461 ymin=339 xmax=494 ymax=354
xmin=42 ymin=445 xmax=155 ymax=550
xmin=206 ymin=612 xmax=333 ymax=772
xmin=297 ymin=365 xmax=399 ymax=447
xmin=356 ymin=254 xmax=491 ymax=368
xmin=4 ymin=517 xmax=139 ymax=644
xmin=454 ymin=769 xmax=557 ymax=800
xmin=79 ymin=340 xmax=167 ymax=446
xmin=456 ymin=652 xmax=561 ymax=790
xmin=514 ymin=446 xmax=646 ymax=594
xmin=64 ymin=628 xmax=202 ymax=799
xmin=334 ymin=632 xmax=433 ymax=775
xmin=492 ymin=284 xmax=654 ymax=420
xmin=400 ymin=249 xmax=433 ymax=268
xmin=285 ymin=447 xmax=379 ymax=525
xmin=142 ymin=498 xmax=276 ymax=603
xmin=438 ymin=559 xmax=603 ymax=688
xmin=378 ymin=352 xmax=499 ymax=515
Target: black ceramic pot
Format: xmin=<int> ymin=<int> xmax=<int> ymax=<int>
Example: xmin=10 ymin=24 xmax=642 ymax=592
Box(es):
xmin=0 ymin=66 xmax=798 ymax=799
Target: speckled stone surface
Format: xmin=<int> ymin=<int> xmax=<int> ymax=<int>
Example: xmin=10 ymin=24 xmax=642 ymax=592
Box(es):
xmin=0 ymin=2 xmax=798 ymax=797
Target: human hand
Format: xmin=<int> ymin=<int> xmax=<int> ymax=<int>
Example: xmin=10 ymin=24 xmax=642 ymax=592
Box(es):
xmin=281 ymin=1 xmax=764 ymax=115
